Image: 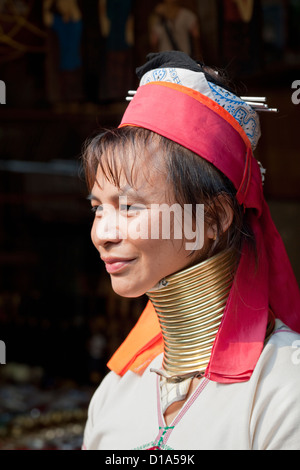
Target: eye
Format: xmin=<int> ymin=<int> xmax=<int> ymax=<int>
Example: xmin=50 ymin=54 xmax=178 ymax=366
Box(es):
xmin=119 ymin=204 xmax=145 ymax=215
xmin=91 ymin=205 xmax=103 ymax=215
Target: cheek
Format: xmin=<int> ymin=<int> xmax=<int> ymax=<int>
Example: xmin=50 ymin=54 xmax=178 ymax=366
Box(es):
xmin=91 ymin=220 xmax=98 ymax=248
xmin=128 ymin=209 xmax=181 ymax=245
xmin=126 ymin=211 xmax=152 ymax=241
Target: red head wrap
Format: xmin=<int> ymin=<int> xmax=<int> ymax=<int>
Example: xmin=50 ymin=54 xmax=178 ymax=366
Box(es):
xmin=107 ymin=58 xmax=300 ymax=383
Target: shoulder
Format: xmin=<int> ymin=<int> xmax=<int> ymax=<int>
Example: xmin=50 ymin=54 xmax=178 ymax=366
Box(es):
xmin=87 ymin=370 xmax=121 ymax=419
xmin=256 ymin=320 xmax=300 ymax=382
xmin=265 ymin=320 xmax=300 ymax=366
xmin=83 ymin=355 xmax=162 ymax=449
xmin=83 ymin=370 xmax=122 ymax=447
xmin=271 ymin=319 xmax=300 ymax=341
xmin=251 ymin=319 xmax=300 ymax=413
xmin=88 ymin=353 xmax=163 ymax=418
xmin=250 ymin=320 xmax=300 ymax=449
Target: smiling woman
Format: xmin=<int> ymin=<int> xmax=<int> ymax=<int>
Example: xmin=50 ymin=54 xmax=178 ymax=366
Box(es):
xmin=86 ymin=150 xmax=208 ymax=298
xmin=84 ymin=125 xmax=248 ymax=259
xmin=81 ymin=51 xmax=300 ymax=450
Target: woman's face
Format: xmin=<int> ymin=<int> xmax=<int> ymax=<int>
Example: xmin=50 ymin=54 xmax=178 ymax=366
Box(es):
xmin=89 ymin=152 xmax=209 ymax=298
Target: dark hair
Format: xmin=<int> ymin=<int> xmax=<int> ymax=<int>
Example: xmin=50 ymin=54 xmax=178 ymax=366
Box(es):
xmin=82 ymin=126 xmax=254 ymax=259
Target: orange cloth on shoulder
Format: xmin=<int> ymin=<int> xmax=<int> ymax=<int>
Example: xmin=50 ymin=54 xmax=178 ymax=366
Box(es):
xmin=107 ymin=301 xmax=163 ymax=376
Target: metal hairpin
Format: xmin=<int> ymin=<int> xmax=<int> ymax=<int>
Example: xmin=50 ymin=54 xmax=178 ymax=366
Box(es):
xmin=125 ymin=90 xmax=136 ymax=101
xmin=126 ymin=90 xmax=278 ymax=112
xmin=240 ymin=96 xmax=278 ymax=113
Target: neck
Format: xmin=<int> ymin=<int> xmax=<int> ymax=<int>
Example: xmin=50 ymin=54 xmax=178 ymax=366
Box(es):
xmin=146 ymin=249 xmax=237 ymax=380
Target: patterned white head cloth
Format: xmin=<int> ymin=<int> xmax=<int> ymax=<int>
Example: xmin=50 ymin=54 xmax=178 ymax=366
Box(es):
xmin=140 ymin=67 xmax=261 ymax=151
xmin=112 ymin=52 xmax=300 ymax=384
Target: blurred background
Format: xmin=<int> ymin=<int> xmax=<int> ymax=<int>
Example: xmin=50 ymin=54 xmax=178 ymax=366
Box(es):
xmin=0 ymin=0 xmax=299 ymax=450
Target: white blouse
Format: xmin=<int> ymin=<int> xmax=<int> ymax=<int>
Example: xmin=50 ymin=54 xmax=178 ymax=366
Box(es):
xmin=83 ymin=320 xmax=300 ymax=450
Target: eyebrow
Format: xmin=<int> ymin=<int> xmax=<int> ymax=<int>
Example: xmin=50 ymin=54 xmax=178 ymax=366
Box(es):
xmin=87 ymin=185 xmax=146 ymax=203
xmin=87 ymin=193 xmax=100 ymax=202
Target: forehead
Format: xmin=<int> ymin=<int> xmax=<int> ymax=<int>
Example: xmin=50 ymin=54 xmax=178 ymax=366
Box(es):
xmin=94 ymin=135 xmax=167 ymax=190
xmin=92 ymin=158 xmax=171 ymax=205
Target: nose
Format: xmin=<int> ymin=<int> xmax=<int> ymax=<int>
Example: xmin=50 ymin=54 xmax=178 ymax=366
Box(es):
xmin=92 ymin=206 xmax=123 ymax=247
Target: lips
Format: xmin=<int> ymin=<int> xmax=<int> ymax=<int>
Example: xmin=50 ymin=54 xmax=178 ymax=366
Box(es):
xmin=102 ymin=257 xmax=136 ymax=274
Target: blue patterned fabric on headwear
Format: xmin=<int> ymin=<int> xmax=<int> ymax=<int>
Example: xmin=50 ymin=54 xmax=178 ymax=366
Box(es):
xmin=207 ymin=82 xmax=261 ymax=151
xmin=139 ymin=67 xmax=261 ymax=151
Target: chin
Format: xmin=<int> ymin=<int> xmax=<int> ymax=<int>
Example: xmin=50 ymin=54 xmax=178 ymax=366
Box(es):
xmin=110 ymin=279 xmax=147 ymax=299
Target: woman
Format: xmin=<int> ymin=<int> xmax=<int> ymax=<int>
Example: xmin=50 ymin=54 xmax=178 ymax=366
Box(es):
xmin=82 ymin=52 xmax=300 ymax=450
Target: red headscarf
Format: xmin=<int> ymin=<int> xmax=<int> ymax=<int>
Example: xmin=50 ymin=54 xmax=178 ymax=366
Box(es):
xmin=107 ymin=56 xmax=300 ymax=384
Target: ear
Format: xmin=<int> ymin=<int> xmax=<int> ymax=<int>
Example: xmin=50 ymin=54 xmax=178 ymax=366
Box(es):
xmin=206 ymin=195 xmax=234 ymax=241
